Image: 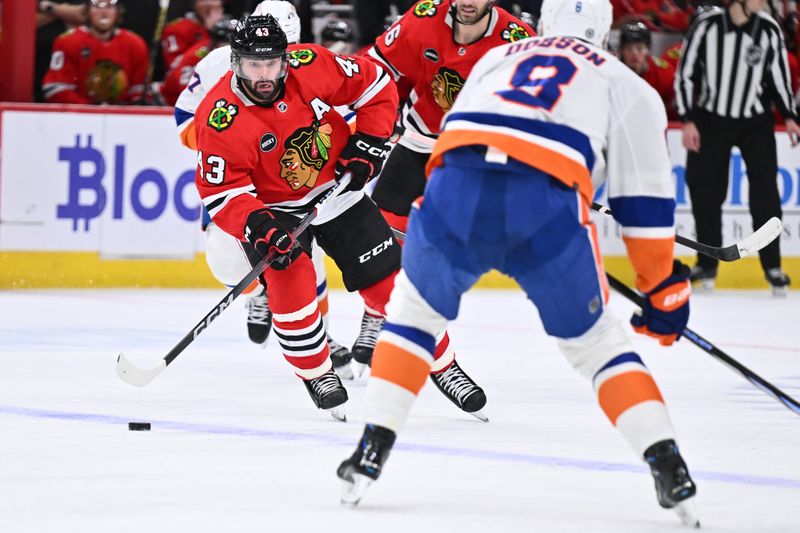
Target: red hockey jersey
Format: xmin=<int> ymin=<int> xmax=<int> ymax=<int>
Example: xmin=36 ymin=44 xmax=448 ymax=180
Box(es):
xmin=162 ymin=14 xmax=210 ymax=69
xmin=194 ymin=44 xmax=398 ymax=240
xmin=369 ymin=0 xmax=534 ymax=152
xmin=42 ymin=26 xmax=149 ymax=104
xmin=641 ymin=55 xmax=677 ymax=120
xmin=160 ymin=41 xmax=213 ymax=106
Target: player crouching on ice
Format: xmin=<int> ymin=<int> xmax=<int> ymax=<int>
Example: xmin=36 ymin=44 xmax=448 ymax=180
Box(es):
xmin=338 ymin=0 xmax=700 ymax=526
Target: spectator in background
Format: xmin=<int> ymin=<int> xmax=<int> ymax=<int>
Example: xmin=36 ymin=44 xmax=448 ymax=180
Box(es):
xmin=42 ymin=0 xmax=149 ymax=104
xmin=320 ymin=18 xmax=356 ymax=54
xmin=675 ymin=0 xmax=799 ymax=296
xmin=618 ymin=21 xmax=678 ymax=119
xmin=35 ymin=1 xmax=87 ymax=102
xmin=161 ymin=0 xmax=225 ymax=69
xmin=659 ymin=4 xmax=723 ymax=70
xmin=614 ymin=0 xmax=693 ymax=32
xmin=159 ymin=16 xmax=237 ymax=105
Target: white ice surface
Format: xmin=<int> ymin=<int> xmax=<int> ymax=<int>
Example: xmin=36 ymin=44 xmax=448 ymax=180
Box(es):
xmin=1 ymin=288 xmax=799 ymax=532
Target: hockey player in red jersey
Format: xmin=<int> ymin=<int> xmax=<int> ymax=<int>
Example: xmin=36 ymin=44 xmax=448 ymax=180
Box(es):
xmin=162 ymin=0 xmax=224 ymax=69
xmin=618 ymin=21 xmax=677 ymax=120
xmin=160 ymin=17 xmax=236 ymax=106
xmin=194 ymin=14 xmax=400 ymax=420
xmin=42 ymin=0 xmax=148 ymax=104
xmin=359 ymin=0 xmax=535 ymax=413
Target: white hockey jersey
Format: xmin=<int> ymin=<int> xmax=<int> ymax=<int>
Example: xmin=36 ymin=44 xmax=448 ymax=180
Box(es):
xmin=427 ymin=36 xmax=677 ymax=292
xmin=174 ymin=45 xmax=231 ymax=150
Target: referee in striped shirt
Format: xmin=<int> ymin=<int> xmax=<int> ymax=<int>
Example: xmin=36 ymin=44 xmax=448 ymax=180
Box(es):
xmin=674 ymin=0 xmax=798 ymax=294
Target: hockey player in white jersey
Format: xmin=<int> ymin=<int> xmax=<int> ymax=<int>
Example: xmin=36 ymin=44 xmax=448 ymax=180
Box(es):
xmin=173 ymin=1 xmax=355 ymax=377
xmin=337 ymin=0 xmax=700 ymax=526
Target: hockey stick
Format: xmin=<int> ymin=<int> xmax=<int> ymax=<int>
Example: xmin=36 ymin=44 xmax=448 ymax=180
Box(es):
xmin=142 ymin=0 xmax=171 ymax=102
xmin=116 ymin=175 xmax=352 ymax=387
xmin=606 ymin=273 xmax=800 ymax=416
xmin=592 ymin=202 xmax=782 ymax=262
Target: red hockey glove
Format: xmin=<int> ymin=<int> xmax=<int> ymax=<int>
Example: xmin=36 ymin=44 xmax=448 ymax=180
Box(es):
xmin=244 ymin=208 xmax=302 ymax=271
xmin=631 ymin=260 xmax=691 ymax=346
xmin=335 ymin=132 xmax=390 ymax=192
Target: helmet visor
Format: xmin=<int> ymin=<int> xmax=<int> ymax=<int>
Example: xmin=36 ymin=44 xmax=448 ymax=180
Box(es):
xmin=232 ymin=51 xmax=288 ymax=82
xmin=232 ymin=51 xmax=288 ymax=102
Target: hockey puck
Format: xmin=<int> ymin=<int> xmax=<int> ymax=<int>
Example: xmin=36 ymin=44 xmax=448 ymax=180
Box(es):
xmin=128 ymin=422 xmax=151 ymax=431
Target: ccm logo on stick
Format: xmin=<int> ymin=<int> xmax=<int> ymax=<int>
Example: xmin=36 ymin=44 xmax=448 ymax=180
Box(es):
xmin=356 ymin=140 xmax=389 ymax=158
xmin=358 ymin=238 xmax=394 ymax=263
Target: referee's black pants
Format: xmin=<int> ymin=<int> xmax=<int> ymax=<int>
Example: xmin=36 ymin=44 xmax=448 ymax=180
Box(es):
xmin=685 ymin=111 xmax=783 ymax=272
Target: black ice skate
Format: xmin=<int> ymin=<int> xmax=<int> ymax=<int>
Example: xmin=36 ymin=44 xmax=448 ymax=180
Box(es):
xmin=337 ymin=424 xmax=396 ymax=506
xmin=644 ymin=439 xmax=700 ymax=528
xmin=328 ymin=335 xmax=354 ymax=380
xmin=304 ymin=369 xmax=348 ymax=422
xmin=689 ymin=264 xmax=717 ymax=293
xmin=350 ymin=311 xmax=385 ymax=377
xmin=430 ymin=360 xmax=488 ymax=422
xmin=246 ymin=286 xmax=272 ymax=345
xmin=765 ymin=268 xmax=791 ymax=298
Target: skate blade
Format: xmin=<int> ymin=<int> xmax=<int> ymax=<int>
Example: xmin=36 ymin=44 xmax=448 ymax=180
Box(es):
xmin=333 ymin=362 xmax=355 ymax=380
xmin=694 ymin=279 xmax=715 ymax=293
xmin=352 ymin=361 xmax=369 ymax=379
xmin=772 ymin=286 xmax=788 ymax=298
xmin=340 ymin=473 xmax=372 ymax=507
xmin=326 ymin=406 xmax=347 ymax=423
xmin=673 ymin=498 xmax=700 ymax=528
xmin=468 ymin=409 xmax=489 ymax=422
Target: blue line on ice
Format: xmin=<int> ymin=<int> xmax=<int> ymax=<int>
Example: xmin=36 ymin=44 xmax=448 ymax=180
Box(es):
xmin=3 ymin=404 xmax=799 ymax=490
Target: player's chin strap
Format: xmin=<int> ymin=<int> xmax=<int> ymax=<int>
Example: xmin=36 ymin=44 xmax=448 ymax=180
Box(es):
xmin=116 ymin=174 xmax=353 ymax=388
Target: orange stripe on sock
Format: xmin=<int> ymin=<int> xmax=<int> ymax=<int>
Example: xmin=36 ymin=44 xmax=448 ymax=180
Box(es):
xmin=243 ymin=279 xmax=261 ymax=295
xmin=317 ymin=292 xmax=329 ymax=317
xmin=371 ymin=341 xmax=431 ymax=395
xmin=597 ymin=371 xmax=664 ymax=425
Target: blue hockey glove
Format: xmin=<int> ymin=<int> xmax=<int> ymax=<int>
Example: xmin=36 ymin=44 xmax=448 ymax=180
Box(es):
xmin=631 ymin=260 xmax=691 ymax=346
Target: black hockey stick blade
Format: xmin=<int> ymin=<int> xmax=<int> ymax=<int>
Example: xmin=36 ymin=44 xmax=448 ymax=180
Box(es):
xmin=606 ymin=273 xmax=800 ymax=416
xmin=116 ymin=175 xmax=352 ymax=387
xmin=591 ymin=203 xmax=782 ymax=262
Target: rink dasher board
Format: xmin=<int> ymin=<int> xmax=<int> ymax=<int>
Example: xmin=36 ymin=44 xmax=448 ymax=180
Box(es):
xmin=0 ymin=104 xmax=797 ymax=289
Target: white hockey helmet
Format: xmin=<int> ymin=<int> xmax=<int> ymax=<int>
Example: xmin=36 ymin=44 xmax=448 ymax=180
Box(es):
xmin=538 ymin=0 xmax=613 ymax=48
xmin=252 ymin=1 xmax=301 ymax=44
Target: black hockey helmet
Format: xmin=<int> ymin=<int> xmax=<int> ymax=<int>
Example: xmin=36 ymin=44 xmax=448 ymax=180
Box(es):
xmin=231 ymin=15 xmax=289 ymax=104
xmin=619 ymin=21 xmax=651 ymax=48
xmin=210 ymin=16 xmax=238 ymax=45
xmin=231 ymin=14 xmax=289 ymax=58
xmin=321 ymin=19 xmax=355 ymax=43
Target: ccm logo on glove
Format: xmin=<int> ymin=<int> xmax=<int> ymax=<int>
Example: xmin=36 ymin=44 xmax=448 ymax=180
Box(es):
xmin=355 ymin=139 xmax=389 ymax=159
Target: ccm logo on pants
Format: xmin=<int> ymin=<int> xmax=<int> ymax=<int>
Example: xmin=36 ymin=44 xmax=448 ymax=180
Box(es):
xmin=359 ymin=238 xmax=394 ymax=263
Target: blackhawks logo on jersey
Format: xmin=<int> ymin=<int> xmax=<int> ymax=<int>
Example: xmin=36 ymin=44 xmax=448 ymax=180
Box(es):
xmin=288 ymin=49 xmax=317 ymax=69
xmin=85 ymin=60 xmax=128 ymax=103
xmin=501 ymin=22 xmax=531 ymax=43
xmin=207 ymin=99 xmax=238 ymax=132
xmin=431 ymin=66 xmax=465 ymax=112
xmin=413 ymin=0 xmax=442 ymax=17
xmin=279 ymin=121 xmax=333 ymax=190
